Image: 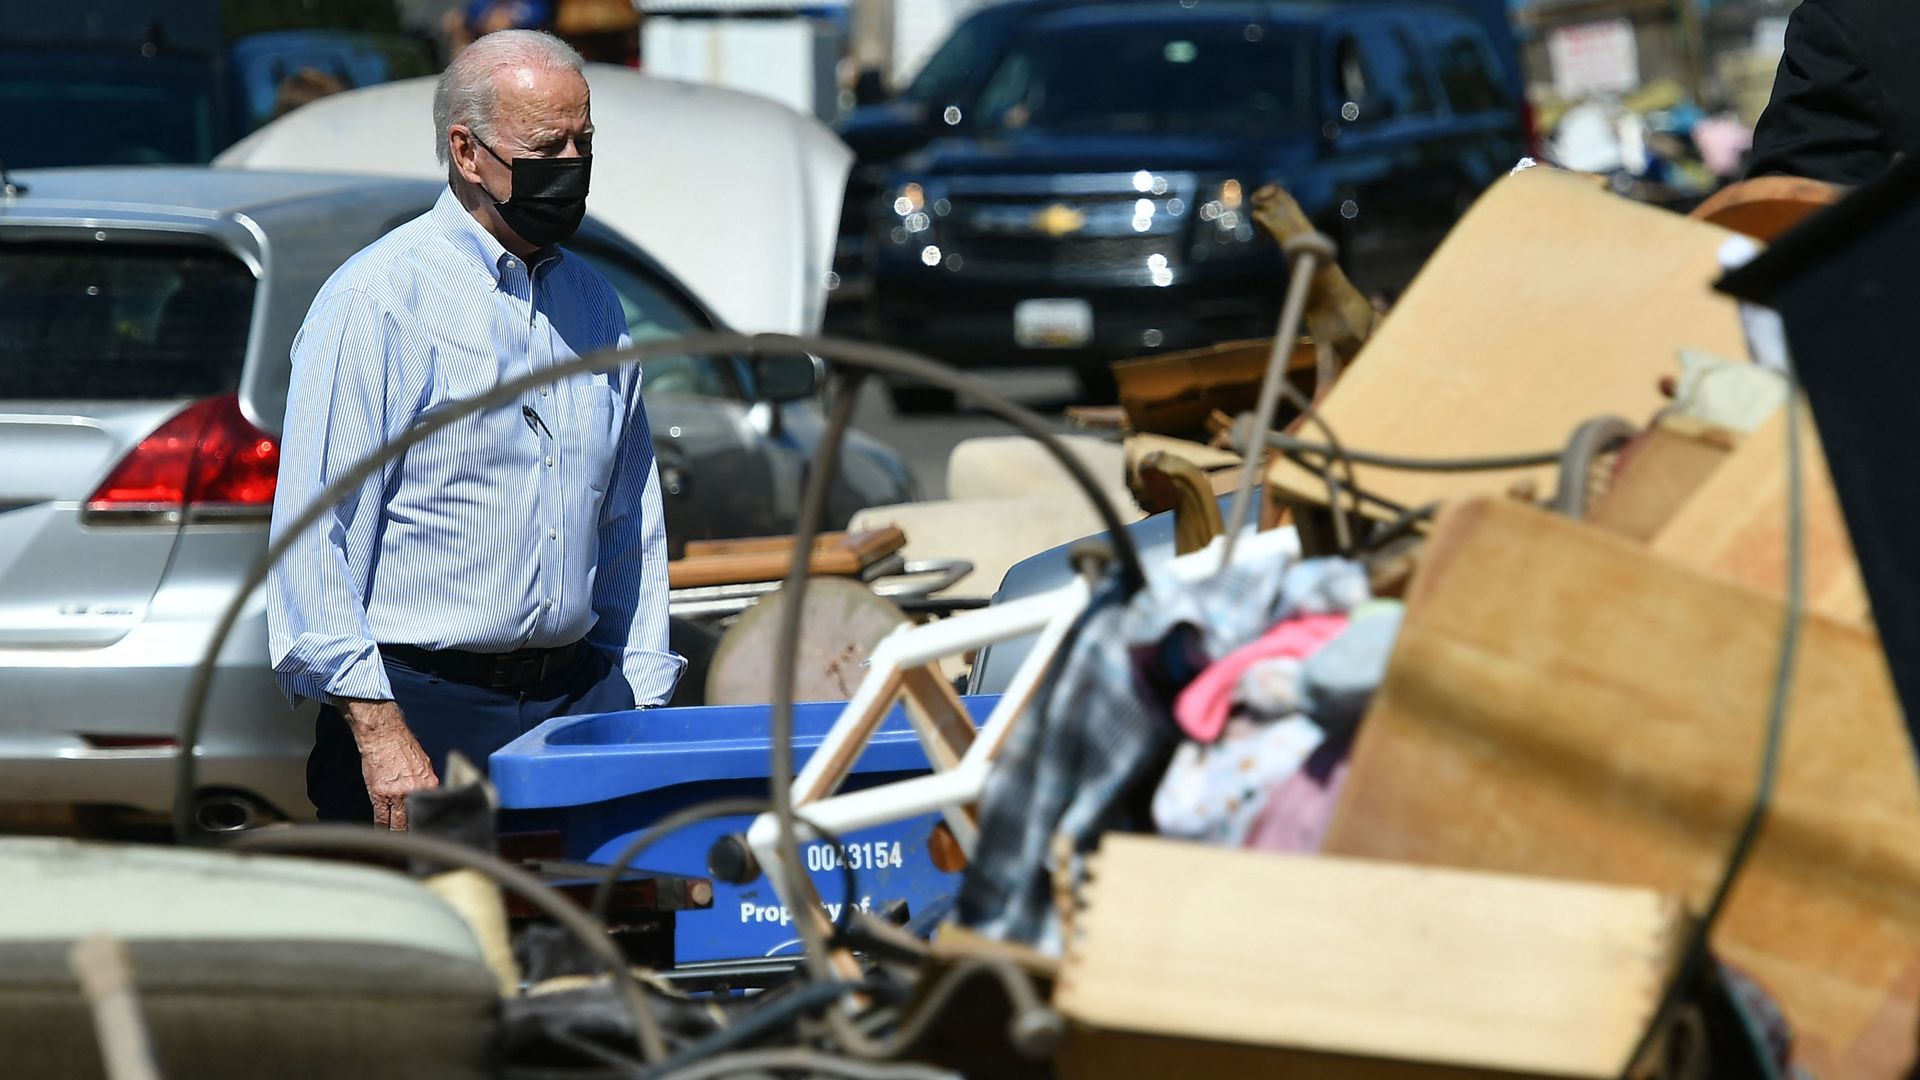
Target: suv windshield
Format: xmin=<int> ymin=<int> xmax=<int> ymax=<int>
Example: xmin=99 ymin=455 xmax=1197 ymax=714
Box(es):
xmin=0 ymin=49 xmax=220 ymax=167
xmin=0 ymin=244 xmax=256 ymax=401
xmin=974 ymin=21 xmax=1312 ymax=138
xmin=903 ymin=3 xmax=1033 ymax=106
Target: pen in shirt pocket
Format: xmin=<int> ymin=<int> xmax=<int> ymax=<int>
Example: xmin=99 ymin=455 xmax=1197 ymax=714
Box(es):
xmin=521 ymin=404 xmax=553 ymax=439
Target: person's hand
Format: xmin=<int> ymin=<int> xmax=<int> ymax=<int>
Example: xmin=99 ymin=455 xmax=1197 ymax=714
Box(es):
xmin=339 ymin=699 xmax=439 ymax=830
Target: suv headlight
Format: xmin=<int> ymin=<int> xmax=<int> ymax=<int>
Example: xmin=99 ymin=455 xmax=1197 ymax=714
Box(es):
xmin=880 ymin=182 xmax=937 ymax=246
xmin=1190 ymin=179 xmax=1261 ymax=260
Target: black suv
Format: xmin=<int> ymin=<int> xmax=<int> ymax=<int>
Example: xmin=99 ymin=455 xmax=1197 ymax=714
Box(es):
xmin=861 ymin=1 xmax=1527 ymax=405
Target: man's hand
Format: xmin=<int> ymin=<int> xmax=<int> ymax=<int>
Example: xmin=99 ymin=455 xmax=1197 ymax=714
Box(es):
xmin=338 ymin=699 xmax=439 ymax=830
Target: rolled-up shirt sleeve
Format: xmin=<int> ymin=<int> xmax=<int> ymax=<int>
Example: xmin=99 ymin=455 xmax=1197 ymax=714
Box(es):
xmin=267 ymin=288 xmax=401 ymax=706
xmin=587 ymin=334 xmax=685 ymax=706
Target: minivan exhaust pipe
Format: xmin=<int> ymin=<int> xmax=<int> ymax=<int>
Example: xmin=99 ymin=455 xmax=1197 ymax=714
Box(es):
xmin=193 ymin=792 xmax=273 ymax=833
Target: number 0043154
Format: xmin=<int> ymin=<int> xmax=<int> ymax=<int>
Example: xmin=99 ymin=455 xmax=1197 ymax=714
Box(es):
xmin=805 ymin=840 xmax=906 ymax=872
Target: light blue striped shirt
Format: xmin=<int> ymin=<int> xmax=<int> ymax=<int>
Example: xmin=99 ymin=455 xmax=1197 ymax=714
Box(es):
xmin=267 ymin=188 xmax=683 ymax=707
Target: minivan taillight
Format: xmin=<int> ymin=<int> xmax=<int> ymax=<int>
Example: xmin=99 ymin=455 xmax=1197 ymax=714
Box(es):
xmin=84 ymin=395 xmax=279 ymax=522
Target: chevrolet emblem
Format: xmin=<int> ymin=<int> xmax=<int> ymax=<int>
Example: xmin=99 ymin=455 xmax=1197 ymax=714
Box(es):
xmin=1033 ymin=204 xmax=1087 ymax=238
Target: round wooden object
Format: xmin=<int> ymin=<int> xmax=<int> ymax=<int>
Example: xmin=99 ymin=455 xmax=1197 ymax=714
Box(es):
xmin=705 ymin=578 xmax=910 ymax=706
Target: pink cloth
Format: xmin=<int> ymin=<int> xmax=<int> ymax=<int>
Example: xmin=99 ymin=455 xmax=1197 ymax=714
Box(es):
xmin=1172 ymin=614 xmax=1349 ymax=742
xmin=1693 ymin=116 xmax=1755 ymax=179
xmin=1242 ymin=758 xmax=1350 ymax=853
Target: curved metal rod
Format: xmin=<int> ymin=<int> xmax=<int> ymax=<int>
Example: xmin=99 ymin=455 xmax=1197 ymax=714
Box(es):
xmin=1221 ymin=233 xmax=1336 ymax=569
xmin=171 ymin=331 xmax=1148 ymax=843
xmin=1551 ymin=415 xmax=1638 ymax=519
xmin=225 ymin=824 xmax=667 ymax=1062
xmin=767 ymin=370 xmax=869 ymax=993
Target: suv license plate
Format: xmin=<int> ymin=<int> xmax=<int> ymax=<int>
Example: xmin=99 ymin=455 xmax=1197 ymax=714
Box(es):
xmin=1014 ymin=299 xmax=1094 ymax=349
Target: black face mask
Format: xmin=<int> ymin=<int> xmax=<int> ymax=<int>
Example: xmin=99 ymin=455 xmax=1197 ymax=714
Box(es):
xmin=475 ymin=137 xmax=591 ymax=248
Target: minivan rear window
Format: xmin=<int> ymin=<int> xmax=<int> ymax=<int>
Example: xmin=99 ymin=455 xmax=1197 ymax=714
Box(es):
xmin=0 ymin=243 xmax=256 ymax=401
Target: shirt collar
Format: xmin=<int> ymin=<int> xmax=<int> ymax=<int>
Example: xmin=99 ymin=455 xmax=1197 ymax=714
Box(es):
xmin=431 ymin=186 xmax=564 ymax=285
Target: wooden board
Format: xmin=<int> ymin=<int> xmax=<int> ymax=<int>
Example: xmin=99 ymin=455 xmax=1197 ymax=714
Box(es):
xmin=1112 ymin=338 xmax=1316 ymax=439
xmin=1056 ymin=835 xmax=1684 ymax=1080
xmin=1651 ymin=406 xmax=1872 ymax=627
xmin=1586 ymin=416 xmax=1738 ymax=542
xmin=1265 ymin=168 xmax=1747 ymax=513
xmin=1324 ymin=498 xmax=1920 ymax=1080
xmin=1688 ymin=174 xmax=1844 ymax=242
xmin=669 ymin=527 xmax=906 ymax=589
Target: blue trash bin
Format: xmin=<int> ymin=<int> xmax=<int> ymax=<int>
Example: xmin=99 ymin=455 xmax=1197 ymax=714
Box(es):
xmin=490 ymin=696 xmax=997 ymax=966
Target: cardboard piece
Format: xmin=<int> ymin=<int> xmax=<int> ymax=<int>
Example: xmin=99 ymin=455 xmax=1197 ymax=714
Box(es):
xmin=1265 ymin=168 xmax=1747 ymax=513
xmin=1056 ymin=835 xmax=1684 ymax=1080
xmin=1324 ymin=498 xmax=1920 ymax=1080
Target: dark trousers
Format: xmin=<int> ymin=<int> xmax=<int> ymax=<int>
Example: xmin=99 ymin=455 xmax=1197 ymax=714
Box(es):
xmin=308 ymin=644 xmax=635 ymax=822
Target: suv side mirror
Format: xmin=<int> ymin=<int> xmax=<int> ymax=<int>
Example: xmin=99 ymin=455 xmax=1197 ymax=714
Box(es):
xmin=751 ymin=353 xmax=825 ymax=403
xmin=853 ymin=69 xmax=888 ymax=107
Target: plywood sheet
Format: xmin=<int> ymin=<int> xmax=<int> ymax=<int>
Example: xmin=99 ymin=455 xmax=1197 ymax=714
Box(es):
xmin=1057 ymin=835 xmax=1682 ymax=1079
xmin=1325 ymin=498 xmax=1920 ymax=1080
xmin=1652 ymin=406 xmax=1872 ymax=626
xmin=1586 ymin=416 xmax=1738 ymax=542
xmin=1266 ymin=168 xmax=1746 ymax=511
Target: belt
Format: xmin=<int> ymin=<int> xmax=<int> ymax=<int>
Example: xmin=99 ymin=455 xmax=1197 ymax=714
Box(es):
xmin=380 ymin=641 xmax=581 ymax=690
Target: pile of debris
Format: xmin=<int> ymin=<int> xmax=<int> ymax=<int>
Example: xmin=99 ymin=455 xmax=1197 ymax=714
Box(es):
xmin=17 ymin=160 xmax=1920 ymax=1080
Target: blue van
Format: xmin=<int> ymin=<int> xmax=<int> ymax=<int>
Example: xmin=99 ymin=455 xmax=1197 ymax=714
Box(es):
xmin=0 ymin=2 xmax=436 ymax=169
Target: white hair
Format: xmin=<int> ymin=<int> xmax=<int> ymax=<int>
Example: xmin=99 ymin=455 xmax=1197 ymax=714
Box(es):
xmin=433 ymin=30 xmax=586 ymax=166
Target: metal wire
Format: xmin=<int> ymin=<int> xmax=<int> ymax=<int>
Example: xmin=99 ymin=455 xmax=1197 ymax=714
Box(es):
xmin=590 ymin=798 xmax=769 ymax=922
xmin=825 ymin=958 xmax=1056 ymax=1063
xmin=171 ymin=331 xmax=1149 ymax=843
xmin=1274 ymin=377 xmax=1365 ymax=555
xmin=1266 ymin=433 xmax=1566 ymax=473
xmin=1620 ymin=381 xmax=1805 ymax=1078
xmin=223 ymin=825 xmax=667 ymax=1063
xmin=1551 ymin=415 xmax=1638 ymax=518
xmin=588 ymin=798 xmax=860 ymax=950
xmin=1222 ymin=233 xmax=1337 ymax=568
xmin=653 ymin=1049 xmax=960 ymax=1080
xmin=637 ymin=980 xmax=857 ymax=1080
xmin=761 ymin=367 xmax=1103 ymax=1058
xmin=163 ymin=328 xmax=1151 ymax=1079
xmin=766 ymin=369 xmax=870 ymax=1007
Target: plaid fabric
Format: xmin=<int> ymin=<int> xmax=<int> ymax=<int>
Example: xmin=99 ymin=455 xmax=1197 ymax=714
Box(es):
xmin=956 ymin=553 xmax=1317 ymax=949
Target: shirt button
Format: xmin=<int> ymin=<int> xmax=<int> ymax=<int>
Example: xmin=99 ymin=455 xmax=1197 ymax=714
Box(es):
xmin=548 ymin=528 xmax=557 ymax=540
xmin=539 ymin=386 xmax=549 ymax=397
xmin=545 ymin=454 xmax=554 ymax=468
xmin=544 ymin=598 xmax=555 ymax=610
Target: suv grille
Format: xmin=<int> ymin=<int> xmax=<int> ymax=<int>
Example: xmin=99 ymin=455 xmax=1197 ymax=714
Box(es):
xmin=942 ymin=191 xmax=1189 ymax=274
xmin=954 ymin=232 xmax=1182 ymax=272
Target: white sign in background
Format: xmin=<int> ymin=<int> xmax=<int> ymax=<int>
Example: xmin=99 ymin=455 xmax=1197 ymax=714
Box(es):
xmin=1548 ymin=19 xmax=1641 ymax=100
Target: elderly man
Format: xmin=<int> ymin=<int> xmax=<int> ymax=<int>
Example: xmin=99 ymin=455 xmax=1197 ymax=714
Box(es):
xmin=268 ymin=29 xmax=682 ymax=829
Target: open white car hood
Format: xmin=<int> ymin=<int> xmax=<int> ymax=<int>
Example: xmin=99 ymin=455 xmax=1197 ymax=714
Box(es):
xmin=215 ymin=65 xmax=851 ymax=335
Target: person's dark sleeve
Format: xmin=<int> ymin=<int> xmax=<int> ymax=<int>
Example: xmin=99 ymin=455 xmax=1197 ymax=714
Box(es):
xmin=1748 ymin=0 xmax=1891 ymax=185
